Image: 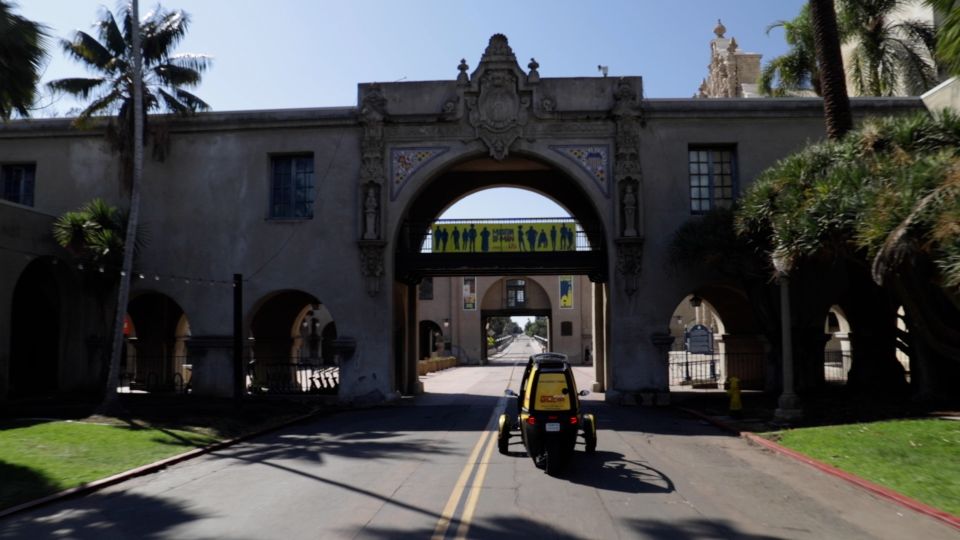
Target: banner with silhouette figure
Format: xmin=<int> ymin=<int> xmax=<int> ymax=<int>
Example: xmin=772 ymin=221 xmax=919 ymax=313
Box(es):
xmin=431 ymin=222 xmax=576 ymax=253
xmin=559 ymin=275 xmax=574 ymax=309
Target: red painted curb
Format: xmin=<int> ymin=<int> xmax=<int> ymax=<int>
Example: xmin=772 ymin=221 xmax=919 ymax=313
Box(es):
xmin=675 ymin=406 xmax=960 ymax=532
xmin=0 ymin=409 xmax=324 ymax=520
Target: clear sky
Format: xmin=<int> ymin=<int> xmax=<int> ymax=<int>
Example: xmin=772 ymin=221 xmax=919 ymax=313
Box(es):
xmin=17 ymin=0 xmax=808 ymax=217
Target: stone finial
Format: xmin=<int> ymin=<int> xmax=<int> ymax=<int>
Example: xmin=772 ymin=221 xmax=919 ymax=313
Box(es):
xmin=527 ymin=57 xmax=540 ymax=83
xmin=728 ymin=37 xmax=738 ymax=53
xmin=484 ymin=33 xmax=514 ymax=57
xmin=457 ymin=59 xmax=469 ymax=85
xmin=714 ymin=19 xmax=726 ymax=38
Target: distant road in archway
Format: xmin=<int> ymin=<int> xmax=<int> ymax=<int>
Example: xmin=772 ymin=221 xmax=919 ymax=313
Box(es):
xmin=3 ymin=365 xmax=955 ymax=539
xmin=488 ymin=334 xmax=544 ymax=365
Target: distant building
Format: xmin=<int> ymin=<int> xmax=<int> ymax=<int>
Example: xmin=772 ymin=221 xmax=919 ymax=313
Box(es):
xmin=697 ymin=20 xmax=763 ymax=98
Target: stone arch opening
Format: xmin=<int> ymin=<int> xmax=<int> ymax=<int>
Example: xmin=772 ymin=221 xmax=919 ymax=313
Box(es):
xmin=666 ymin=286 xmax=769 ymax=391
xmin=823 ymin=305 xmax=853 ymax=385
xmin=9 ymin=257 xmax=69 ymax=398
xmin=248 ymin=290 xmax=339 ymax=394
xmin=390 ymin=152 xmax=610 ymax=395
xmin=480 ymin=276 xmax=553 ymax=363
xmin=124 ymin=292 xmax=190 ymax=393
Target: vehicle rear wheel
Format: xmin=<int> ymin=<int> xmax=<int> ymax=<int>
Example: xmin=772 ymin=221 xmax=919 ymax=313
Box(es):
xmin=544 ymin=448 xmax=563 ymax=475
xmin=497 ymin=413 xmax=510 ymax=455
xmin=582 ymin=414 xmax=597 ymax=453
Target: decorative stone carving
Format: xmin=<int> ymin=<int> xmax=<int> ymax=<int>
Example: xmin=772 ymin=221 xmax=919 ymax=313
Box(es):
xmin=527 ymin=58 xmax=540 ymax=84
xmin=358 ymin=240 xmax=386 ymax=297
xmin=359 ymin=84 xmax=387 ymax=185
xmin=462 ymin=34 xmax=534 ymax=160
xmin=550 ymin=145 xmax=609 ymax=195
xmin=362 ymin=182 xmax=380 ymax=240
xmin=615 ymin=238 xmax=644 ymax=296
xmin=457 ymin=59 xmax=470 ymax=86
xmin=622 ymin=181 xmax=638 ymax=237
xmin=611 ymin=77 xmax=645 ymax=243
xmin=390 ymin=147 xmax=449 ymax=200
xmin=697 ymin=20 xmax=762 ymax=98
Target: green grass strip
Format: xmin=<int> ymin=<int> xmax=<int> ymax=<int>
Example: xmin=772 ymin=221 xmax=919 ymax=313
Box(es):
xmin=773 ymin=418 xmax=960 ymax=516
xmin=0 ymin=420 xmax=218 ymax=510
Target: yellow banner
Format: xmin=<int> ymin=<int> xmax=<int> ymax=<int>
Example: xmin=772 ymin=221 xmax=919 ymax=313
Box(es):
xmin=431 ymin=222 xmax=576 ymax=253
xmin=559 ymin=275 xmax=574 ymax=309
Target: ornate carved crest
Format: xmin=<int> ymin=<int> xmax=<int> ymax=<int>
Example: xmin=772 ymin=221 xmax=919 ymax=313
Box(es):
xmin=615 ymin=238 xmax=644 ymax=296
xmin=462 ymin=34 xmax=533 ymax=160
xmin=358 ymin=240 xmax=386 ymax=297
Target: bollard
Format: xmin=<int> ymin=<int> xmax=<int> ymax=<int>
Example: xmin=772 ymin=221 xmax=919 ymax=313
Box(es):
xmin=727 ymin=376 xmax=742 ymax=418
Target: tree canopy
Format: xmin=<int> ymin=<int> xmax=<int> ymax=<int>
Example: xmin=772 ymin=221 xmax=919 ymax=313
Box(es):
xmin=0 ymin=1 xmax=48 ymax=120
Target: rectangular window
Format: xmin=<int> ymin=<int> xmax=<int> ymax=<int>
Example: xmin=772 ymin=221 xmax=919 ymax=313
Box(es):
xmin=270 ymin=155 xmax=314 ymax=219
xmin=688 ymin=147 xmax=736 ymax=214
xmin=561 ymin=321 xmax=573 ymax=336
xmin=506 ymin=279 xmax=526 ymax=308
xmin=2 ymin=164 xmax=36 ymax=206
xmin=418 ymin=277 xmax=434 ymax=300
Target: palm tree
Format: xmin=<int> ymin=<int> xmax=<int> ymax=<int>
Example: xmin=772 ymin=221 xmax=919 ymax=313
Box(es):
xmin=0 ymin=1 xmax=48 ymax=120
xmin=810 ymin=0 xmax=853 ymax=140
xmin=49 ymin=2 xmax=208 ymax=408
xmin=839 ymin=0 xmax=939 ymax=96
xmin=926 ymin=0 xmax=960 ymax=76
xmin=760 ymin=6 xmax=823 ymax=96
xmin=47 ymin=2 xmax=211 ymax=182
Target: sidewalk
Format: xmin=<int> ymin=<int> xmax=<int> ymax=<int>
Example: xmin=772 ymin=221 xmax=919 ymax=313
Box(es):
xmin=671 ymin=389 xmax=960 ymax=531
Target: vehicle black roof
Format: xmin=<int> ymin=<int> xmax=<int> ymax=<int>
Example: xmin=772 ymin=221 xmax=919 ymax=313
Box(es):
xmin=530 ymin=352 xmax=569 ymax=372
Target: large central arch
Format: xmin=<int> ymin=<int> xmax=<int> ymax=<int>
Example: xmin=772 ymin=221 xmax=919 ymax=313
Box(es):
xmin=389 ymin=152 xmax=611 ymax=395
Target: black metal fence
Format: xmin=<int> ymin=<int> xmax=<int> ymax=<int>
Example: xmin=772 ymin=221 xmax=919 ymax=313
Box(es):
xmin=118 ymin=356 xmax=190 ymax=394
xmin=668 ymin=351 xmax=767 ymax=389
xmin=247 ymin=357 xmax=339 ymax=395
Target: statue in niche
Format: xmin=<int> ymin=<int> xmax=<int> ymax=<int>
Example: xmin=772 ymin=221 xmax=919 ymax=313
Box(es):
xmin=623 ymin=183 xmax=638 ymax=237
xmin=363 ymin=184 xmax=379 ymax=240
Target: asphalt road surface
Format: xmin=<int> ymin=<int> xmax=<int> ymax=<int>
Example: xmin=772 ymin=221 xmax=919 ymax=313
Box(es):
xmin=1 ymin=335 xmax=955 ymax=539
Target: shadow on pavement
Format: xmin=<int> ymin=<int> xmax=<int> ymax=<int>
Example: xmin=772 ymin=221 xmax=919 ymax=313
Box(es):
xmin=346 ymin=515 xmax=587 ymax=539
xmin=564 ymin=451 xmax=674 ymax=494
xmin=624 ymin=517 xmax=783 ymax=539
xmin=0 ymin=492 xmax=205 ymax=539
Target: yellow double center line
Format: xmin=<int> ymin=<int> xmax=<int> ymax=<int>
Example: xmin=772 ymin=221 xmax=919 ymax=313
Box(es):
xmin=432 ymin=363 xmax=519 ymax=540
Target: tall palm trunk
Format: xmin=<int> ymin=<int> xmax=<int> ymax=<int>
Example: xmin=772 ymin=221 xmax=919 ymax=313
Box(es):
xmin=809 ymin=0 xmax=853 ymax=140
xmin=101 ymin=0 xmax=143 ymax=411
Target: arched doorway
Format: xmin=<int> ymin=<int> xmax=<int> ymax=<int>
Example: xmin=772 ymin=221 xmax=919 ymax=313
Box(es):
xmin=823 ymin=305 xmax=853 ymax=384
xmin=124 ymin=292 xmax=190 ymax=393
xmin=249 ymin=290 xmax=339 ymax=394
xmin=9 ymin=258 xmax=66 ymax=397
xmin=391 ymin=153 xmax=610 ymax=395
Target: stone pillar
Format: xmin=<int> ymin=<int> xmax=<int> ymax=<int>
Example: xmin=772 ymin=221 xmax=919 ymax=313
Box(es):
xmin=187 ymin=335 xmax=235 ymax=397
xmin=592 ymin=282 xmax=606 ymax=392
xmin=406 ymin=283 xmax=422 ymax=394
xmin=775 ymin=277 xmax=802 ymax=422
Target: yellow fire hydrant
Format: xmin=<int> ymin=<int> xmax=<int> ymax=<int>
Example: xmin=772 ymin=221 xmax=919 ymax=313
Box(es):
xmin=727 ymin=376 xmax=742 ymax=418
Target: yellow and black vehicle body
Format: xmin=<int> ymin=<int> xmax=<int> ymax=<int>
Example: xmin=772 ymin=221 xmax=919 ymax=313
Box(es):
xmin=498 ymin=353 xmax=597 ymax=475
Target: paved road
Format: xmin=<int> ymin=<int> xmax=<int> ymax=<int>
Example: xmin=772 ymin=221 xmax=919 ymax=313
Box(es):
xmin=2 ymin=338 xmax=955 ymax=539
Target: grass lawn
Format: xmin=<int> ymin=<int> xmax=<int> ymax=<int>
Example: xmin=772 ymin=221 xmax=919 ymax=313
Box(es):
xmin=770 ymin=418 xmax=960 ymax=516
xmin=0 ymin=419 xmax=218 ymax=511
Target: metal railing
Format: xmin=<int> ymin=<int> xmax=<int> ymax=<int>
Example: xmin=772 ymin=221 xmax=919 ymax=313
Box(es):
xmin=117 ymin=355 xmax=190 ymax=394
xmin=246 ymin=357 xmax=339 ymax=395
xmin=823 ymin=350 xmax=850 ymax=384
xmin=415 ymin=218 xmax=596 ymax=253
xmin=668 ymin=351 xmax=767 ymax=389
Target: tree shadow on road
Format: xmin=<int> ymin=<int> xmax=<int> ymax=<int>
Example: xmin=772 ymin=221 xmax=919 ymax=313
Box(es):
xmin=624 ymin=517 xmax=783 ymax=539
xmin=0 ymin=492 xmax=205 ymax=539
xmin=346 ymin=515 xmax=587 ymax=540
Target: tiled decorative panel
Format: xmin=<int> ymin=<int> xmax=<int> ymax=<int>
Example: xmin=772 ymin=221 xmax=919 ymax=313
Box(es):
xmin=390 ymin=147 xmax=449 ymax=199
xmin=550 ymin=145 xmax=610 ymax=196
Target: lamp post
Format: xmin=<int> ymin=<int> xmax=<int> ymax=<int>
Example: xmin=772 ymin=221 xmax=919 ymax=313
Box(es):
xmin=772 ymin=252 xmax=802 ymax=422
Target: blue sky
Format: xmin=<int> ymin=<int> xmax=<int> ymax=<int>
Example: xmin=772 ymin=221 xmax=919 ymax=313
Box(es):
xmin=19 ymin=0 xmax=808 ymax=218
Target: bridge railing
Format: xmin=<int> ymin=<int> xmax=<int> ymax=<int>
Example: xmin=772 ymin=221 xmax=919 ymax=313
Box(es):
xmin=404 ymin=218 xmax=598 ymax=253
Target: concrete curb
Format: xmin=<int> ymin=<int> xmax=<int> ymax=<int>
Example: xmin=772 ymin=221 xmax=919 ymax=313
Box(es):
xmin=675 ymin=406 xmax=960 ymax=532
xmin=0 ymin=408 xmax=326 ymax=520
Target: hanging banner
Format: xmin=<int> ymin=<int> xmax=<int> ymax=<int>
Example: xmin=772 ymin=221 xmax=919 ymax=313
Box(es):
xmin=432 ymin=222 xmax=576 ymax=253
xmin=559 ymin=275 xmax=574 ymax=309
xmin=462 ymin=277 xmax=477 ymax=310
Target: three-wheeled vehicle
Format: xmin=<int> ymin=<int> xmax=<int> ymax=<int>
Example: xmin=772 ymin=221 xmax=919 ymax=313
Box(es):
xmin=497 ymin=353 xmax=597 ymax=475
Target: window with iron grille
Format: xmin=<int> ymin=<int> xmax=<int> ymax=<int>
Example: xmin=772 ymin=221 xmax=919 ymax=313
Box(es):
xmin=2 ymin=164 xmax=35 ymax=206
xmin=688 ymin=147 xmax=736 ymax=214
xmin=419 ymin=277 xmax=434 ymax=300
xmin=270 ymin=155 xmax=314 ymax=219
xmin=506 ymin=279 xmax=526 ymax=308
xmin=561 ymin=321 xmax=573 ymax=336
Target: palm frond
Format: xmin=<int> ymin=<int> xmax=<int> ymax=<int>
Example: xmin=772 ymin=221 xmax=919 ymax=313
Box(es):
xmin=152 ymin=63 xmax=203 ymax=87
xmin=93 ymin=8 xmax=126 ymax=58
xmin=60 ymin=32 xmax=115 ymax=71
xmin=46 ymin=77 xmax=105 ymax=99
xmin=173 ymin=88 xmax=210 ymax=112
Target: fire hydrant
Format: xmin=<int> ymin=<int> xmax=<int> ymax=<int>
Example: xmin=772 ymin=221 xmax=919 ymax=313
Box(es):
xmin=727 ymin=376 xmax=742 ymax=418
